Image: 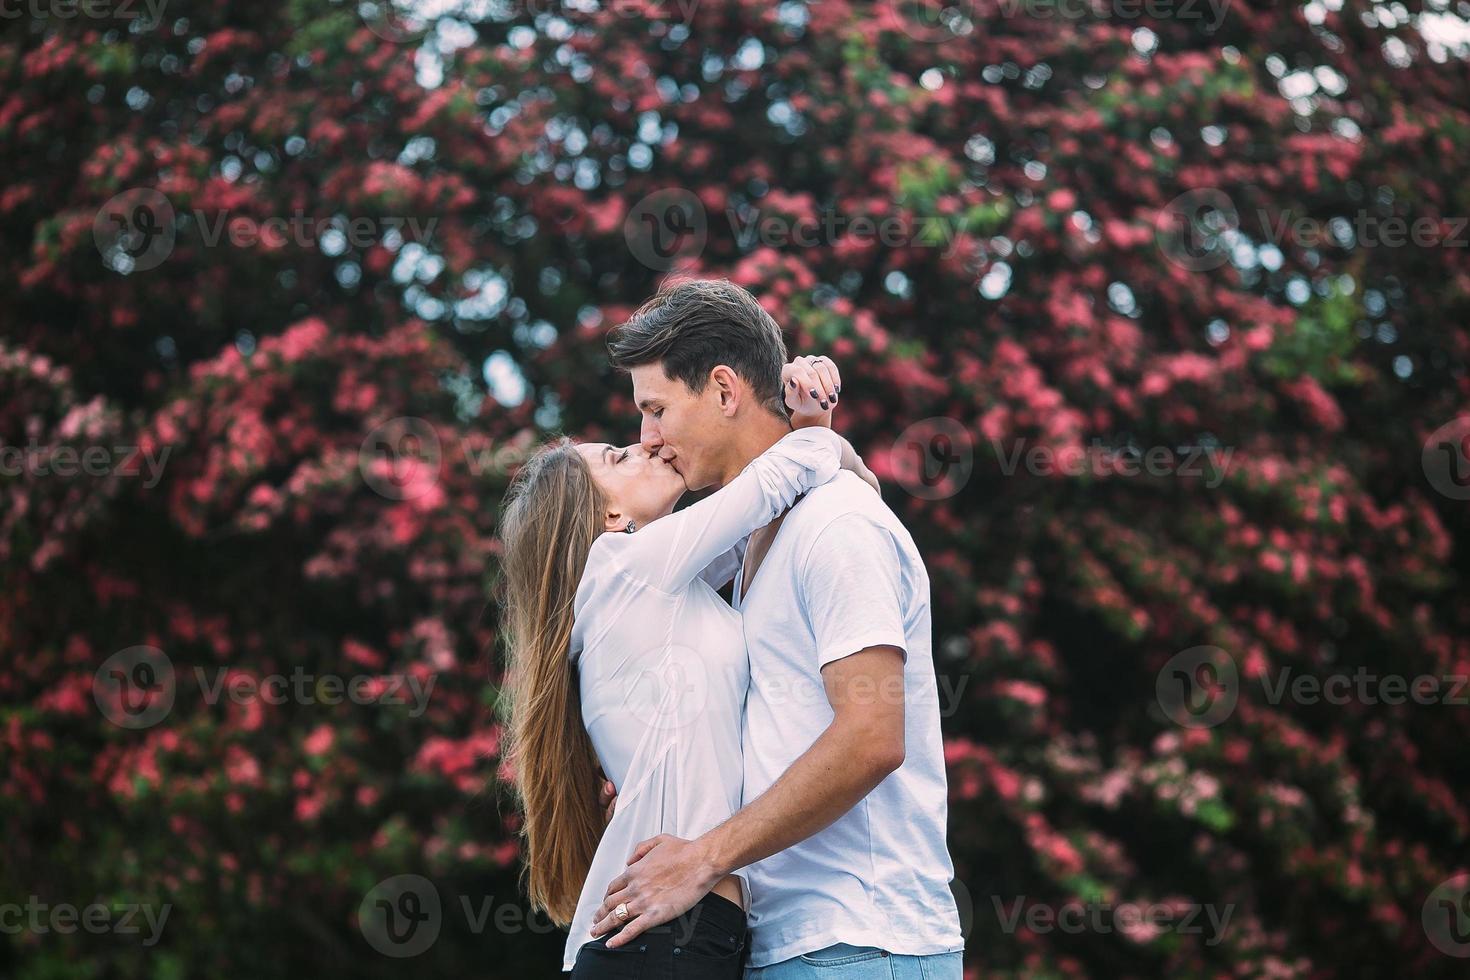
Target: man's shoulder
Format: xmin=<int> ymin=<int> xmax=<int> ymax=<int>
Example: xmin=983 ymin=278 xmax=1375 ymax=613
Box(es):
xmin=788 ymin=471 xmax=911 ymax=546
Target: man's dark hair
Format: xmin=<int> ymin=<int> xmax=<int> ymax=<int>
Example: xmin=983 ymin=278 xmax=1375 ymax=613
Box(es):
xmin=607 ymin=279 xmax=788 ymax=416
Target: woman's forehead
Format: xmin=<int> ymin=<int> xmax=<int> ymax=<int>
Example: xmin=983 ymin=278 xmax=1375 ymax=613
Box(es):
xmin=576 ymin=442 xmax=622 ymax=464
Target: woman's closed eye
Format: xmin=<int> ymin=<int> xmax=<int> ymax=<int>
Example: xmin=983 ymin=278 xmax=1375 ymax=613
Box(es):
xmin=616 ymin=449 xmax=629 ymax=464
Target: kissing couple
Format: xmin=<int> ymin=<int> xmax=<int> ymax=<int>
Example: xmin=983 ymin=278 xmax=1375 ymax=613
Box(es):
xmin=498 ymin=279 xmax=963 ymax=978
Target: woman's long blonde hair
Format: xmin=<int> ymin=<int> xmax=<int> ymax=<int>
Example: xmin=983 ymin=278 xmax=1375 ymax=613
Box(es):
xmin=496 ymin=437 xmax=607 ymax=925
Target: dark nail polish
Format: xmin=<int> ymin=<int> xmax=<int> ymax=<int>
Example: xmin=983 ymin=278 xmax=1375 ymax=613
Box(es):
xmin=820 ymin=400 xmax=828 ymax=409
xmin=810 ymin=389 xmax=819 ymax=398
xmin=830 ymin=393 xmax=838 ymax=403
xmin=835 ymin=385 xmax=841 ymax=394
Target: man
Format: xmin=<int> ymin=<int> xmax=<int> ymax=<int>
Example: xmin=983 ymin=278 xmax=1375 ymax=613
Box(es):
xmin=590 ymin=279 xmax=963 ymax=977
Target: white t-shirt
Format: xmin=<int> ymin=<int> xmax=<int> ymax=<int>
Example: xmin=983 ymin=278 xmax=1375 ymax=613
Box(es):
xmin=733 ymin=470 xmax=964 ymax=967
xmin=561 ymin=427 xmax=844 ymax=971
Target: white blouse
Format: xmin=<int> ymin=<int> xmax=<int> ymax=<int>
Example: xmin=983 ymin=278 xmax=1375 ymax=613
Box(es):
xmin=561 ymin=427 xmax=844 ymax=970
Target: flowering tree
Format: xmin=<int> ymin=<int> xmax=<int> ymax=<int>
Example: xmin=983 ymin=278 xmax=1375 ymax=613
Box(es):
xmin=2 ymin=0 xmax=1468 ymax=976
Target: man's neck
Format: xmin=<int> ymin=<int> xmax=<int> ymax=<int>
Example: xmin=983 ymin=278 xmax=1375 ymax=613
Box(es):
xmin=712 ymin=412 xmax=792 ymax=489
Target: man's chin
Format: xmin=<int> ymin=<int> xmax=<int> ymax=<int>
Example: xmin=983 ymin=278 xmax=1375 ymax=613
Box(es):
xmin=673 ymin=460 xmax=718 ymax=493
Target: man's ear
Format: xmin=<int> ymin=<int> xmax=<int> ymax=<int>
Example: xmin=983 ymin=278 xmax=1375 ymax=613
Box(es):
xmin=709 ymin=365 xmax=742 ymax=418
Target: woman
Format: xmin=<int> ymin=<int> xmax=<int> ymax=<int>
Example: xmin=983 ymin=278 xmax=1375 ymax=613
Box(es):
xmin=497 ymin=356 xmax=872 ymax=977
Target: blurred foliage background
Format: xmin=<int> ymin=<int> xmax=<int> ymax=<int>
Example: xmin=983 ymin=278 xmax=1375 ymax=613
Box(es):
xmin=3 ymin=0 xmax=1470 ymax=976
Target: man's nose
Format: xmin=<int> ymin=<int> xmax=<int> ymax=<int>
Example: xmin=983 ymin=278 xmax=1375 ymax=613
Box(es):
xmin=639 ymin=417 xmax=662 ymax=454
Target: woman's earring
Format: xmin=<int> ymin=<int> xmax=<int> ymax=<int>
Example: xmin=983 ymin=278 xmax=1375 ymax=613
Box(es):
xmin=624 ymin=520 xmax=637 ymax=534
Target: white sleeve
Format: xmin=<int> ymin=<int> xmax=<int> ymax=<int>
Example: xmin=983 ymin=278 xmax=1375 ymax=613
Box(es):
xmin=799 ymin=514 xmax=909 ymax=669
xmin=613 ymin=427 xmax=844 ymax=594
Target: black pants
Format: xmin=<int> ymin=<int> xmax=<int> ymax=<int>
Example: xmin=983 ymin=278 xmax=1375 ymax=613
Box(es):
xmin=570 ymin=893 xmax=748 ymax=979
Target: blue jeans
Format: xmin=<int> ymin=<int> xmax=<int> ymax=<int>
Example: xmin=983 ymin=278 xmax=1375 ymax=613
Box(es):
xmin=746 ymin=944 xmax=963 ymax=979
